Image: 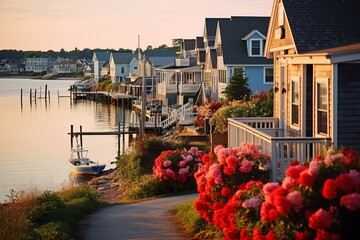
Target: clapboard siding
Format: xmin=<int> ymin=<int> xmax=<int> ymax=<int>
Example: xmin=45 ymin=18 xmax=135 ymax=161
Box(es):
xmin=338 ymin=63 xmax=360 ymax=150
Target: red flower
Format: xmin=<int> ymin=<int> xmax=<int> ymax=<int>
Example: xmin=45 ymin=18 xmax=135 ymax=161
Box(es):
xmin=335 ymin=173 xmax=354 ymax=193
xmin=322 ymin=179 xmax=337 ymax=200
xmin=298 ymin=171 xmax=314 ymax=187
xmin=221 ymin=187 xmax=232 ymax=197
xmin=340 ymin=193 xmax=360 ymax=211
xmin=295 ymin=231 xmax=313 ymax=240
xmin=308 ymin=208 xmax=333 ymax=230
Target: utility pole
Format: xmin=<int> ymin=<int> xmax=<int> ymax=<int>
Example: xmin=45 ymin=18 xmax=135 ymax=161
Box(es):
xmin=141 ymin=55 xmax=147 ymax=135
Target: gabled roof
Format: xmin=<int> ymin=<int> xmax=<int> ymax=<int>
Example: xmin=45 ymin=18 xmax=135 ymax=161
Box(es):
xmin=93 ymin=52 xmax=111 ymax=62
xmin=196 ymin=37 xmax=204 ymax=49
xmin=282 ymin=0 xmax=360 ymax=54
xmin=218 ymin=16 xmax=272 ymax=65
xmin=204 ymin=18 xmax=228 ymax=39
xmin=143 ymin=50 xmax=177 ymax=58
xmin=111 ymin=52 xmax=137 ymax=65
xmin=183 ymin=39 xmax=196 ymax=51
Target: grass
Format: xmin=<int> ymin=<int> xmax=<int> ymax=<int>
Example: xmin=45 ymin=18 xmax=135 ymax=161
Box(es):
xmin=172 ymin=199 xmax=223 ymax=240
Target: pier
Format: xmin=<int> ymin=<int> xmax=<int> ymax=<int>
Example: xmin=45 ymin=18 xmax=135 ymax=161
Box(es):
xmin=69 ymin=124 xmax=139 ymax=157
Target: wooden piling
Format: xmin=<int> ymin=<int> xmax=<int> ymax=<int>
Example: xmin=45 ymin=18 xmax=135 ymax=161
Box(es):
xmin=80 ymin=125 xmax=83 ymax=148
xmin=21 ymin=89 xmax=23 ymax=109
xmin=70 ymin=125 xmax=74 ymax=149
xmin=118 ymin=123 xmax=121 ymax=157
xmin=122 ymin=100 xmax=125 ymax=154
xmin=45 ymin=85 xmax=48 ymax=100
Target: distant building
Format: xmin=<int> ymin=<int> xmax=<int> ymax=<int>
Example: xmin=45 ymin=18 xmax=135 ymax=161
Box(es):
xmin=53 ymin=59 xmax=78 ymax=74
xmin=25 ymin=57 xmax=54 ymax=73
xmin=92 ymin=52 xmax=111 ymax=83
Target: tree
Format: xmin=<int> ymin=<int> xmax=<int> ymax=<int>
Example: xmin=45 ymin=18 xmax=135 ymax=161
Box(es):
xmin=221 ymin=67 xmax=251 ymax=101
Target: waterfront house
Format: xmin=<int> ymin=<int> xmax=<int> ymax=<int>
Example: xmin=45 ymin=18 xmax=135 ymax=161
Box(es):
xmin=156 ymin=39 xmax=201 ymax=107
xmin=214 ymin=16 xmax=273 ymax=101
xmin=109 ymin=51 xmax=138 ymax=84
xmin=25 ymin=56 xmax=54 ymax=73
xmin=92 ymin=52 xmax=110 ymax=83
xmin=133 ymin=50 xmax=178 ymax=98
xmin=228 ymin=0 xmax=360 ymax=181
xmin=53 ymin=59 xmax=78 ymax=74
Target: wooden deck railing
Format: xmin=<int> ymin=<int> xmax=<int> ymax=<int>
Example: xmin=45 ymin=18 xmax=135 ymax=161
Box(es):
xmin=228 ymin=117 xmax=331 ymax=181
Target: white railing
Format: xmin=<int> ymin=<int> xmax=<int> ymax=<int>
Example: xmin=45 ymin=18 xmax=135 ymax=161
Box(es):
xmin=160 ymin=102 xmax=193 ymax=129
xmin=228 ymin=117 xmax=331 ymax=182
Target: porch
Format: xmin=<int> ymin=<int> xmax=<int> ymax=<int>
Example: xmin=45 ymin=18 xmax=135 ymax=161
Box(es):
xmin=228 ymin=117 xmax=331 ymax=182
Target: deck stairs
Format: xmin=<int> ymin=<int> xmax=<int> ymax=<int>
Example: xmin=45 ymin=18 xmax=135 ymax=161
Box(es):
xmin=147 ymin=102 xmax=194 ymax=129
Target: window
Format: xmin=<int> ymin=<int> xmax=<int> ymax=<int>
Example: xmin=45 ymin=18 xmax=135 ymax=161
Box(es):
xmin=291 ymin=77 xmax=300 ymax=126
xmin=219 ymin=69 xmax=226 ymax=83
xmin=250 ymin=39 xmax=262 ymax=56
xmin=264 ymin=67 xmax=274 ymax=83
xmin=316 ymin=79 xmax=328 ymax=135
xmin=121 ymin=67 xmax=125 ymax=74
xmin=278 ymin=3 xmax=284 ymax=26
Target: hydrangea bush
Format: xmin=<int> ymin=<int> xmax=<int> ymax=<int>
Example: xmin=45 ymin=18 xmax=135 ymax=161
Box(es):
xmin=193 ymin=143 xmax=271 ymax=226
xmin=152 ymin=147 xmax=204 ymax=191
xmin=194 ymin=145 xmax=360 ymax=239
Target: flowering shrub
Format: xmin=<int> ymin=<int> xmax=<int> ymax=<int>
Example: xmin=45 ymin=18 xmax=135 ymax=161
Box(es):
xmin=152 ymin=147 xmax=204 ymax=190
xmin=194 ymin=101 xmax=227 ymax=127
xmin=196 ymin=146 xmax=360 ymax=239
xmin=211 ymin=89 xmax=273 ymax=133
xmin=194 ymin=143 xmax=271 ymax=226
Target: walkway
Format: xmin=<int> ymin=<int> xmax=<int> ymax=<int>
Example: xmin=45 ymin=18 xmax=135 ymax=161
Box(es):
xmin=77 ymin=193 xmax=198 ymax=240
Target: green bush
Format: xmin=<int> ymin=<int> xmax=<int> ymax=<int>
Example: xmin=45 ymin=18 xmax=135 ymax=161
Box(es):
xmin=125 ymin=174 xmax=167 ymax=200
xmin=29 ymin=191 xmax=65 ymax=226
xmin=31 ymin=222 xmax=72 ymax=240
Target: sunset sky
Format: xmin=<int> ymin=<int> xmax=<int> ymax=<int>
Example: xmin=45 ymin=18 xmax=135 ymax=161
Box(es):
xmin=0 ymin=0 xmax=273 ymax=51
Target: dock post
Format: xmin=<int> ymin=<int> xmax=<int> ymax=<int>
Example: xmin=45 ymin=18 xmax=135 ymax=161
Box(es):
xmin=34 ymin=89 xmax=37 ymax=100
xmin=122 ymin=100 xmax=125 ymax=153
xmin=118 ymin=123 xmax=121 ymax=157
xmin=80 ymin=125 xmax=83 ymax=148
xmin=21 ymin=89 xmax=23 ymax=109
xmin=70 ymin=125 xmax=74 ymax=149
xmin=45 ymin=84 xmax=48 ymax=100
xmin=30 ymin=89 xmax=32 ymax=104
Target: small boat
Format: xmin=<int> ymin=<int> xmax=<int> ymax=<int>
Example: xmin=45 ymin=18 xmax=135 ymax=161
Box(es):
xmin=72 ymin=79 xmax=94 ymax=91
xmin=69 ymin=145 xmax=106 ymax=175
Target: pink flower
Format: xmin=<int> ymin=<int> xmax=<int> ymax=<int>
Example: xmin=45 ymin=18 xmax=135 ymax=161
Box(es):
xmin=178 ymin=166 xmax=189 ymax=175
xmin=179 ymin=160 xmax=186 ymax=168
xmin=163 ymin=160 xmax=172 ymax=168
xmin=308 ymin=208 xmax=333 ymax=230
xmin=286 ymin=191 xmax=304 ymax=213
xmin=242 ymin=195 xmax=262 ymax=208
xmin=340 ymin=193 xmax=360 ymax=211
xmin=282 ymin=176 xmax=298 ymax=190
xmin=263 ymin=182 xmax=281 ymax=200
xmin=206 ymin=164 xmax=222 ymax=184
xmin=240 ymin=159 xmax=254 ymax=173
xmin=308 ymin=160 xmax=321 ymax=176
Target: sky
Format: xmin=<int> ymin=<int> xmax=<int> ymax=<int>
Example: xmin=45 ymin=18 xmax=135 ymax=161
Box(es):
xmin=0 ymin=0 xmax=273 ymax=52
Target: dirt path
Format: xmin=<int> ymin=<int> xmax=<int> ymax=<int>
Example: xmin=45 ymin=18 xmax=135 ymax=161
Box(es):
xmin=77 ymin=193 xmax=198 ymax=240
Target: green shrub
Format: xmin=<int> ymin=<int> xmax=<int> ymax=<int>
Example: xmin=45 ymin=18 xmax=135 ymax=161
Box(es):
xmin=124 ymin=174 xmax=167 ymax=200
xmin=29 ymin=191 xmax=65 ymax=226
xmin=31 ymin=222 xmax=72 ymax=240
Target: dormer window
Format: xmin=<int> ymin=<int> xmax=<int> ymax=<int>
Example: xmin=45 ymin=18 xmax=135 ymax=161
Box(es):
xmin=242 ymin=30 xmax=266 ymax=57
xmin=251 ymin=39 xmax=262 ymax=56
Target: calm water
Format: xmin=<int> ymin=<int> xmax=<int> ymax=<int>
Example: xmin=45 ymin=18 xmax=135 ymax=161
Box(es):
xmin=0 ymin=78 xmax=133 ymax=203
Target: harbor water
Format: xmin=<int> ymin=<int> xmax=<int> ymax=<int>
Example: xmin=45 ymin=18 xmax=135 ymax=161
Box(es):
xmin=0 ymin=78 xmax=133 ymax=203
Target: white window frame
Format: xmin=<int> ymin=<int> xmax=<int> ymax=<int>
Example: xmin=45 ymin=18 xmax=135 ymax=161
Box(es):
xmin=264 ymin=67 xmax=274 ymax=84
xmin=315 ymin=77 xmax=329 ymax=136
xmin=290 ymin=76 xmax=300 ymax=129
xmin=250 ymin=39 xmax=263 ymax=57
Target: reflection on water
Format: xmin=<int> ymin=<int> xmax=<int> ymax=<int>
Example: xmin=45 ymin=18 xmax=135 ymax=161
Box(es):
xmin=69 ymin=173 xmax=95 ymax=186
xmin=0 ymin=78 xmax=133 ymax=202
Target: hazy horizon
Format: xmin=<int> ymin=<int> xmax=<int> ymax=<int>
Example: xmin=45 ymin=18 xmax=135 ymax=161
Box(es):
xmin=0 ymin=0 xmax=273 ymax=52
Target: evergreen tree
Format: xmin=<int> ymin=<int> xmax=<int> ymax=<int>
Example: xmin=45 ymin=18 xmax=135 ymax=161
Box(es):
xmin=221 ymin=67 xmax=251 ymax=101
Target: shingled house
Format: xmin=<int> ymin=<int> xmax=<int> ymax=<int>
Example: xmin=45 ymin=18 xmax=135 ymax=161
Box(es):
xmin=228 ymin=0 xmax=360 ymax=181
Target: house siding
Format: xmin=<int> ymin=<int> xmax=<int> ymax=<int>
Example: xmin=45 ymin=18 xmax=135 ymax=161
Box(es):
xmin=244 ymin=66 xmax=272 ymax=92
xmin=337 ymin=63 xmax=360 ymax=150
xmin=286 ymin=64 xmax=302 ymax=137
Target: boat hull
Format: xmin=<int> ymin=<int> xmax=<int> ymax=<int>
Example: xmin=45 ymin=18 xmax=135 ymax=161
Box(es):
xmin=70 ymin=164 xmax=106 ymax=175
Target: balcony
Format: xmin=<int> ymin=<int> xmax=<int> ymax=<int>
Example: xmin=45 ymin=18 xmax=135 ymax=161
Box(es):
xmin=228 ymin=117 xmax=331 ymax=182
